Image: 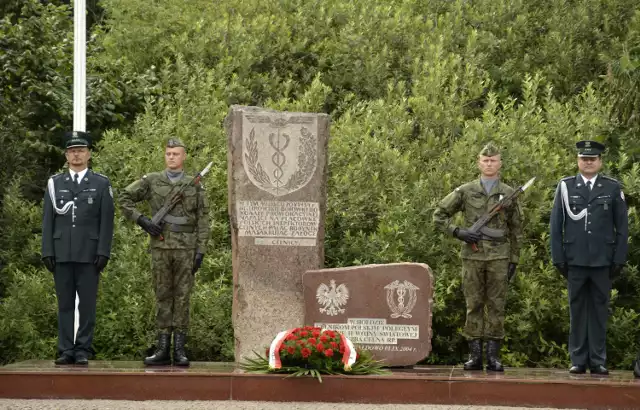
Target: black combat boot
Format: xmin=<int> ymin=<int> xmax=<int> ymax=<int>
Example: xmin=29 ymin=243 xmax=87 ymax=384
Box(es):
xmin=144 ymin=333 xmax=171 ymax=366
xmin=463 ymin=339 xmax=483 ymax=370
xmin=173 ymin=331 xmax=190 ymax=367
xmin=486 ymin=339 xmax=504 ymax=372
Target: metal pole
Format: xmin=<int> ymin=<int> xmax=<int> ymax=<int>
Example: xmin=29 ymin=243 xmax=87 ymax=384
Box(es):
xmin=72 ymin=0 xmax=87 ymax=342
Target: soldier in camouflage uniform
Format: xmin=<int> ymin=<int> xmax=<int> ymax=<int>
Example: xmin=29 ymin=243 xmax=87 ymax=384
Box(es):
xmin=433 ymin=143 xmax=523 ymax=372
xmin=120 ymin=138 xmax=209 ymax=366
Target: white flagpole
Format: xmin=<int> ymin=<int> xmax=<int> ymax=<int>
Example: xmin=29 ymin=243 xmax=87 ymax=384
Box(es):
xmin=73 ymin=0 xmax=87 ymax=343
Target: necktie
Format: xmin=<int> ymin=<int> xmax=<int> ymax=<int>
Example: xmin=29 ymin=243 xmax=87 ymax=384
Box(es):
xmin=586 ymin=180 xmax=592 ymax=190
xmin=73 ymin=173 xmax=79 ymax=185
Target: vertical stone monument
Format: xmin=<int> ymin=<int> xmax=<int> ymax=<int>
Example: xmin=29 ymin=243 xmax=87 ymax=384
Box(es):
xmin=226 ymin=105 xmax=330 ymax=361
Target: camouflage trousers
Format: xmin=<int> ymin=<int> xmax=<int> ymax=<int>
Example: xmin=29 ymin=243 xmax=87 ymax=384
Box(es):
xmin=461 ymin=258 xmax=509 ymax=340
xmin=151 ymin=249 xmax=195 ymax=334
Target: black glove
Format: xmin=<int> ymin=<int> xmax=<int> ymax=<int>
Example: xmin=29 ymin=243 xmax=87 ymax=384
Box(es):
xmin=192 ymin=253 xmax=204 ymax=274
xmin=94 ymin=255 xmax=109 ymax=272
xmin=554 ymin=263 xmax=568 ymax=279
xmin=507 ymin=263 xmax=517 ymax=282
xmin=454 ymin=228 xmax=482 ymax=244
xmin=43 ymin=256 xmax=55 ymax=273
xmin=610 ymin=264 xmax=624 ymax=279
xmin=136 ymin=215 xmax=163 ymax=236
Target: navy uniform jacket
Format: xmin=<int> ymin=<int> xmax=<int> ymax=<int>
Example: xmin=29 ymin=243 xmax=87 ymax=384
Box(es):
xmin=42 ymin=170 xmax=115 ymax=263
xmin=550 ymin=174 xmax=628 ymax=267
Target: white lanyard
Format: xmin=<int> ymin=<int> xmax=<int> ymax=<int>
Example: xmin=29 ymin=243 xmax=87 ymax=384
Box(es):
xmin=560 ymin=180 xmax=588 ymax=231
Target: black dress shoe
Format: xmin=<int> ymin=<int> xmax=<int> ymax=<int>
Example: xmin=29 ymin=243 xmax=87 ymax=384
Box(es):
xmin=590 ymin=365 xmax=609 ymax=375
xmin=54 ymin=355 xmax=75 ymax=365
xmin=569 ymin=364 xmax=586 ymax=374
xmin=75 ymin=355 xmax=89 ymax=365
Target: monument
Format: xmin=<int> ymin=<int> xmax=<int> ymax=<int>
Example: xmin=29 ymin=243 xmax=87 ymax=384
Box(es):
xmin=226 ymin=105 xmax=330 ymax=361
xmin=303 ymin=263 xmax=434 ymax=366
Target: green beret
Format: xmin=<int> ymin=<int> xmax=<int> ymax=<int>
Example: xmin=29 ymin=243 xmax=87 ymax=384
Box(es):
xmin=479 ymin=142 xmax=500 ymax=157
xmin=576 ymin=140 xmax=605 ymax=157
xmin=166 ymin=138 xmax=186 ymax=149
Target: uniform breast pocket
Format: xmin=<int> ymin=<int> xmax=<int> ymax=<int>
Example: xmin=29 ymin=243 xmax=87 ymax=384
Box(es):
xmin=183 ymin=188 xmax=198 ymax=212
xmin=569 ymin=197 xmax=585 ymax=212
xmin=594 ymin=197 xmax=612 ymax=211
xmin=467 ymin=194 xmax=485 ymax=210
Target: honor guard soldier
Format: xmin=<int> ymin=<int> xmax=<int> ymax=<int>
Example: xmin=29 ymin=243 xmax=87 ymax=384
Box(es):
xmin=550 ymin=140 xmax=628 ymax=375
xmin=120 ymin=138 xmax=210 ymax=367
xmin=41 ymin=131 xmax=115 ymax=365
xmin=433 ymin=143 xmax=523 ymax=372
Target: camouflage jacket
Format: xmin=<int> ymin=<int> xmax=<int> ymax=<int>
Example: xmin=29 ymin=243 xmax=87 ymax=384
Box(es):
xmin=433 ymin=179 xmax=523 ymax=262
xmin=119 ymin=171 xmax=209 ymax=253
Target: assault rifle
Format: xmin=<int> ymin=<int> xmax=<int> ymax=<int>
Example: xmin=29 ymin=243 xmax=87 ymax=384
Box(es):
xmin=151 ymin=161 xmax=213 ymax=240
xmin=467 ymin=176 xmax=536 ymax=252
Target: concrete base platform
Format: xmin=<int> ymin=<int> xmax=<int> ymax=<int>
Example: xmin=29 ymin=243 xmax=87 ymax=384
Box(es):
xmin=1 ymin=361 xmax=639 ymax=409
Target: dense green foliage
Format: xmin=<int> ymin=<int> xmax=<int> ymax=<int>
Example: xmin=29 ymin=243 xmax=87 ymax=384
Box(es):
xmin=1 ymin=0 xmax=640 ymax=368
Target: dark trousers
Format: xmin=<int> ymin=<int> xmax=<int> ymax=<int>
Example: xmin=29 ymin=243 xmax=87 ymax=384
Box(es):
xmin=567 ymin=265 xmax=611 ymax=367
xmin=54 ymin=262 xmax=100 ymax=357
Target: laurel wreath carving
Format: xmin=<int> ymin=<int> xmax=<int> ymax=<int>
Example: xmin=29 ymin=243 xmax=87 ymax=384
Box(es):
xmin=244 ymin=126 xmax=316 ymax=193
xmin=282 ymin=126 xmax=316 ymax=191
xmin=244 ymin=128 xmax=271 ymax=186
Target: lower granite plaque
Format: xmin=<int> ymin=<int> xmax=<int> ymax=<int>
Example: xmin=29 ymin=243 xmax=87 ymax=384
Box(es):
xmin=303 ymin=263 xmax=434 ymax=367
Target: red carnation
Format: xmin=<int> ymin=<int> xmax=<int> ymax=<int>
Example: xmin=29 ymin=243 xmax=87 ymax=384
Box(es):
xmin=279 ymin=345 xmax=285 ymax=352
xmin=327 ymin=330 xmax=336 ymax=338
xmin=286 ymin=334 xmax=297 ymax=341
xmin=307 ymin=338 xmax=317 ymax=345
xmin=287 ymin=346 xmax=296 ymax=355
xmin=316 ymin=343 xmax=325 ymax=352
xmin=301 ymin=348 xmax=311 ymax=358
xmin=312 ymin=330 xmax=321 ymax=338
xmin=324 ymin=349 xmax=334 ymax=357
xmin=319 ymin=335 xmax=328 ymax=343
xmin=330 ymin=341 xmax=338 ymax=349
xmin=296 ymin=340 xmax=304 ymax=345
xmin=300 ymin=331 xmax=308 ymax=337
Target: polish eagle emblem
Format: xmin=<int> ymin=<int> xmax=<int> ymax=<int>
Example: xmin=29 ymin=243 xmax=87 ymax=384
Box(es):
xmin=316 ymin=280 xmax=349 ymax=316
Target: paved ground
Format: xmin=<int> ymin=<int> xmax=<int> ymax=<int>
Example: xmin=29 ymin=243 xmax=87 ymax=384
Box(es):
xmin=0 ymin=400 xmax=581 ymax=409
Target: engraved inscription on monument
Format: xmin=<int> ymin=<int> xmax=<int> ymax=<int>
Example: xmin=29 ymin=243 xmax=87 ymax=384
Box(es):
xmin=242 ymin=114 xmax=317 ymax=197
xmin=315 ymin=318 xmax=419 ymax=345
xmin=236 ymin=200 xmax=320 ymax=246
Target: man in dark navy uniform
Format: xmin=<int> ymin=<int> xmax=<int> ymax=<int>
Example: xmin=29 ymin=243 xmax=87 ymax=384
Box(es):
xmin=550 ymin=140 xmax=628 ymax=375
xmin=41 ymin=131 xmax=115 ymax=365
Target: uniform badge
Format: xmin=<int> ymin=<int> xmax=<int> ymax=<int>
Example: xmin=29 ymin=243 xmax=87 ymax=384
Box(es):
xmin=88 ymin=197 xmax=93 ymax=205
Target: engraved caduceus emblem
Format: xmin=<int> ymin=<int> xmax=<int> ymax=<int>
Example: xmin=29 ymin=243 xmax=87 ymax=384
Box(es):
xmin=242 ymin=113 xmax=317 ymax=197
xmin=384 ymin=280 xmax=420 ymax=319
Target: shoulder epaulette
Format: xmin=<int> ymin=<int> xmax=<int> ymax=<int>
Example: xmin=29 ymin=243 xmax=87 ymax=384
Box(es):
xmin=561 ymin=176 xmax=576 ymax=181
xmin=599 ymin=175 xmax=620 ymax=183
xmin=92 ymin=171 xmax=111 ymax=182
xmin=50 ymin=172 xmax=64 ymax=179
